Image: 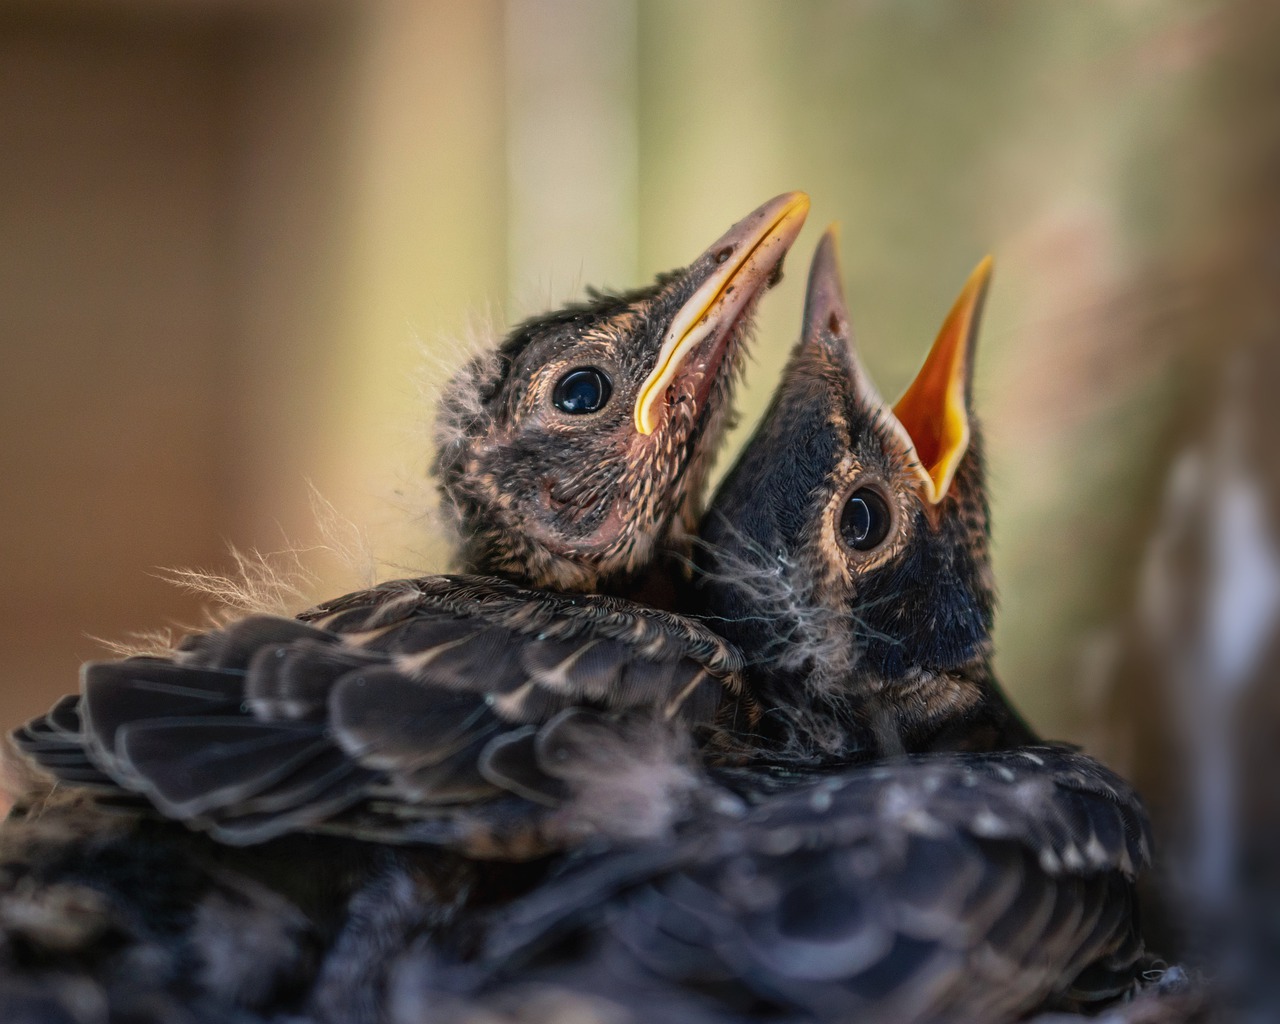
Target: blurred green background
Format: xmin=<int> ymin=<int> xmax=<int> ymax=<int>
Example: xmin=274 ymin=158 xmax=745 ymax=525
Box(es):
xmin=0 ymin=0 xmax=1264 ymax=757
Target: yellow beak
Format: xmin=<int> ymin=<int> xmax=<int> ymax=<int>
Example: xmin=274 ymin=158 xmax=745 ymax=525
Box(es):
xmin=892 ymin=255 xmax=993 ymax=504
xmin=634 ymin=191 xmax=810 ymax=435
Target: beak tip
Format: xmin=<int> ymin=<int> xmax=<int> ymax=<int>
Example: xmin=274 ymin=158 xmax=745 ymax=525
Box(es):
xmin=772 ymin=191 xmax=811 ymax=248
xmin=972 ymin=254 xmax=996 ymax=295
xmin=632 ymin=191 xmax=812 ymax=435
xmin=785 ymin=190 xmax=812 ymax=215
xmin=802 ymin=225 xmax=849 ymax=344
xmin=890 ymin=255 xmax=993 ymax=504
xmin=812 ymin=224 xmax=840 ymax=264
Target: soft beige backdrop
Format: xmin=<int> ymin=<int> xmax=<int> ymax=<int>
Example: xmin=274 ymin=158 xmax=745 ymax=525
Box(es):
xmin=0 ymin=0 xmax=1262 ymax=757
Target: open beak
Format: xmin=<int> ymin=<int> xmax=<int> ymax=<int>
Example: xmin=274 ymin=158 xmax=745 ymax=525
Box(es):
xmin=892 ymin=256 xmax=993 ymax=504
xmin=634 ymin=191 xmax=810 ymax=435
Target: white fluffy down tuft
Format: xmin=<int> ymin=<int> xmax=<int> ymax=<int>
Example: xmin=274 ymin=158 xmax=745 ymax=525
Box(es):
xmin=553 ymin=718 xmax=726 ymax=843
xmin=94 ymin=486 xmax=378 ymax=658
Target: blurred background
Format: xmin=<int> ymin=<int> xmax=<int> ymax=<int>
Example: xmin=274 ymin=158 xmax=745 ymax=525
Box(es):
xmin=2 ymin=0 xmax=1278 ymax=1003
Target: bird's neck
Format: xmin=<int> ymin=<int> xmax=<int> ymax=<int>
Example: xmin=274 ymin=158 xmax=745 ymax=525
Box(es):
xmin=455 ymin=520 xmax=697 ymax=611
xmin=732 ymin=655 xmax=1037 ymax=767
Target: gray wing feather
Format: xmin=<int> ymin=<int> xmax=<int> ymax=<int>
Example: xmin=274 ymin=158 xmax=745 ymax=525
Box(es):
xmin=12 ymin=575 xmax=741 ymax=854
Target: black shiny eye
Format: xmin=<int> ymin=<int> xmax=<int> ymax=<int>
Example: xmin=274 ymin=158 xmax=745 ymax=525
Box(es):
xmin=552 ymin=367 xmax=612 ymax=414
xmin=840 ymin=487 xmax=892 ymax=552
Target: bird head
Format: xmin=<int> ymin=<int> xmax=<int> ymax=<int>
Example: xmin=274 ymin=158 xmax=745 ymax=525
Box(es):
xmin=700 ymin=228 xmax=1021 ymax=755
xmin=435 ymin=192 xmax=810 ymax=595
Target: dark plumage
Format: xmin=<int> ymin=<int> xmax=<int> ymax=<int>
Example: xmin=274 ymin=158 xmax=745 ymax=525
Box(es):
xmin=428 ymin=747 xmax=1149 ymax=1024
xmin=397 ymin=230 xmax=1153 ymax=1024
xmin=17 ymin=578 xmax=741 ymax=856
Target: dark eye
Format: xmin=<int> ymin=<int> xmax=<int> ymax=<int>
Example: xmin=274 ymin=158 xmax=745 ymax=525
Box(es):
xmin=552 ymin=367 xmax=612 ymax=414
xmin=840 ymin=487 xmax=892 ymax=552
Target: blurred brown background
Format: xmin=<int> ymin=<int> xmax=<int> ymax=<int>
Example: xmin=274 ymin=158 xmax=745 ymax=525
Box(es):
xmin=0 ymin=0 xmax=1273 ymax=772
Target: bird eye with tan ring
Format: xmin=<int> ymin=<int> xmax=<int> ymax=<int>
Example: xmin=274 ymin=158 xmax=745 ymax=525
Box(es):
xmin=552 ymin=367 xmax=612 ymax=414
xmin=839 ymin=486 xmax=892 ymax=553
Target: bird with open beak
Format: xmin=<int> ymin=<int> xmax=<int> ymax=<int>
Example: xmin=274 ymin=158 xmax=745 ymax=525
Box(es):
xmin=700 ymin=227 xmax=1033 ymax=763
xmin=418 ymin=231 xmax=1152 ymax=1024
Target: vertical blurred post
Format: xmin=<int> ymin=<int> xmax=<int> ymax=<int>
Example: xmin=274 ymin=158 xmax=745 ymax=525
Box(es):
xmin=321 ymin=0 xmax=506 ymax=579
xmin=504 ymin=0 xmax=639 ymax=313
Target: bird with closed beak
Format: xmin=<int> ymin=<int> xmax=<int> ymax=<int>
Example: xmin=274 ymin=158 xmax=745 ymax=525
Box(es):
xmin=0 ymin=194 xmax=810 ymax=1022
xmin=437 ymin=189 xmax=811 ymax=602
xmin=12 ymin=191 xmax=809 ymax=857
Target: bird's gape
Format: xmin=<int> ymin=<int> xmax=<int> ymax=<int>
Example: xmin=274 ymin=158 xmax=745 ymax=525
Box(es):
xmin=633 ymin=307 xmax=754 ymax=531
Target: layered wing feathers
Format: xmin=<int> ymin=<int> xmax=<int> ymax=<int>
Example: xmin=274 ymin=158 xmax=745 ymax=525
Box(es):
xmin=462 ymin=746 xmax=1151 ymax=1022
xmin=14 ymin=575 xmax=742 ymax=853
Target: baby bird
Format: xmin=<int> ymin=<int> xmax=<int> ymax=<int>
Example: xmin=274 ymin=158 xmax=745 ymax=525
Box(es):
xmin=700 ymin=228 xmax=1032 ymax=765
xmin=0 ymin=195 xmax=809 ymax=1024
xmin=12 ymin=192 xmax=809 ymax=857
